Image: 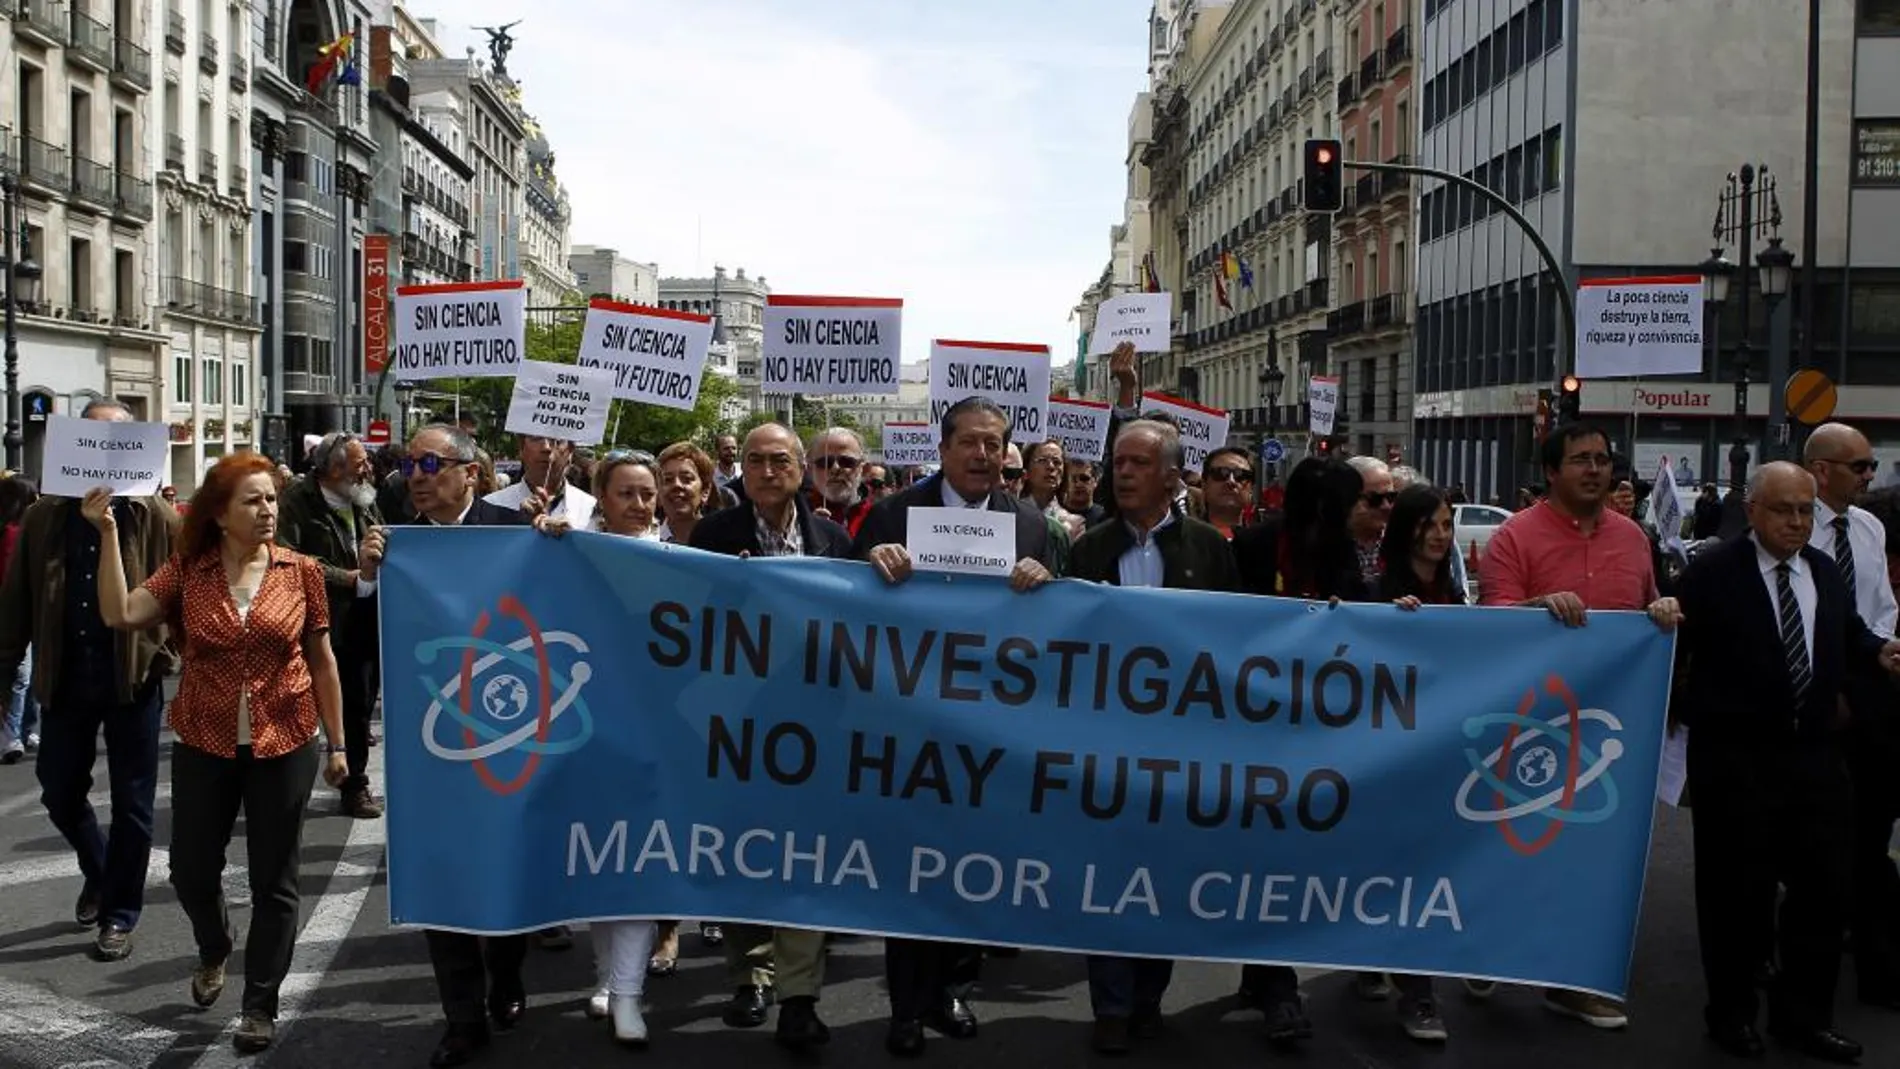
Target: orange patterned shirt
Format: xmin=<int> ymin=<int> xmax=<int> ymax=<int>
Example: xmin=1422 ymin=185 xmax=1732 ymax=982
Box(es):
xmin=143 ymin=544 xmax=330 ymax=759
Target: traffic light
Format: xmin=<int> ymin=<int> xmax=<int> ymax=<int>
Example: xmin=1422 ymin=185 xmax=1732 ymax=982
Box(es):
xmin=1303 ymin=138 xmax=1343 ymax=213
xmin=1315 ymin=436 xmax=1333 ymax=458
xmin=1558 ymin=375 xmax=1582 ymax=422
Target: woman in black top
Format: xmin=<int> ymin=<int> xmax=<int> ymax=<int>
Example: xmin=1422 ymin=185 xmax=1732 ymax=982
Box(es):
xmin=1233 ymin=456 xmax=1369 ymax=602
xmin=1380 ymin=485 xmax=1465 ymax=607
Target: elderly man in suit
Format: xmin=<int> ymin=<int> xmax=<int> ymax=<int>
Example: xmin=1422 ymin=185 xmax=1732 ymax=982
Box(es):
xmin=852 ymin=396 xmax=1056 ymax=1057
xmin=1675 ymin=461 xmax=1900 ymax=1064
xmin=689 ymin=422 xmax=851 ymax=1051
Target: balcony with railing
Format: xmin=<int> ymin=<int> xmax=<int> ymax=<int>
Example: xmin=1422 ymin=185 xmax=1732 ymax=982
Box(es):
xmin=113 ymin=35 xmax=153 ymax=90
xmin=1381 ymin=158 xmax=1411 ymax=200
xmin=70 ymin=155 xmax=114 ymax=210
xmin=115 ymin=171 xmax=154 ymax=222
xmin=1385 ymin=23 xmax=1413 ymax=70
xmin=1331 ymin=300 xmax=1367 ymax=337
xmin=198 ymin=31 xmax=219 ymax=74
xmin=164 ymin=133 xmax=185 ymax=171
xmin=1369 ymin=292 xmax=1409 ymax=328
xmin=199 ymin=149 xmax=218 ymax=185
xmin=1360 ymin=51 xmax=1384 ymax=91
xmin=20 ymin=135 xmax=69 ymax=195
xmin=164 ymin=275 xmax=257 ymax=324
xmin=1337 ymin=73 xmax=1358 ymax=111
xmin=229 ymin=53 xmax=248 ymax=91
xmin=229 ymin=165 xmax=248 ymax=197
xmin=67 ymin=7 xmax=112 ymax=70
xmin=19 ymin=0 xmax=68 ymax=47
xmin=164 ymin=6 xmax=185 ymax=53
xmin=1353 ymin=173 xmax=1378 ymax=212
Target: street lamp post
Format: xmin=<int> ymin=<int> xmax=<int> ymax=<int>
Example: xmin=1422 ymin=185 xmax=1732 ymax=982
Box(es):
xmin=1257 ymin=329 xmax=1285 ymax=481
xmin=1704 ymin=164 xmax=1784 ymax=496
xmin=3 ymin=174 xmax=45 ymax=473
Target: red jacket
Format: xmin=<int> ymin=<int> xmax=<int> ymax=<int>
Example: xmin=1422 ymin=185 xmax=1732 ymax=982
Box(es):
xmin=0 ymin=523 xmax=18 ymax=584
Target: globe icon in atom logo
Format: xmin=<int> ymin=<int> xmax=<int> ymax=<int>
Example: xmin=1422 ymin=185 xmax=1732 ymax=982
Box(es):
xmin=1454 ymin=674 xmax=1625 ymax=857
xmin=482 ymin=675 xmax=530 ymax=722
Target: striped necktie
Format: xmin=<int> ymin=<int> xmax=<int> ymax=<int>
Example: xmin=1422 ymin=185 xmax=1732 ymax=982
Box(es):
xmin=1775 ymin=561 xmax=1812 ymax=701
xmin=1833 ymin=515 xmax=1856 ymax=598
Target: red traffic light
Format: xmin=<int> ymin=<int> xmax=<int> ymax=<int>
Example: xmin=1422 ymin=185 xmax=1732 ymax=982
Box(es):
xmin=1560 ymin=374 xmax=1581 ymax=393
xmin=1316 ymin=145 xmax=1334 ymax=165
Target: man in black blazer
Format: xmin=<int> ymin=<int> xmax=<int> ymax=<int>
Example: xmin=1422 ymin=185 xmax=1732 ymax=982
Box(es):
xmin=355 ymin=424 xmax=530 ymax=1069
xmin=687 ymin=424 xmax=848 ymax=1052
xmin=850 ymin=397 xmax=1056 ymax=1057
xmin=1675 ymin=462 xmax=1900 ymax=1064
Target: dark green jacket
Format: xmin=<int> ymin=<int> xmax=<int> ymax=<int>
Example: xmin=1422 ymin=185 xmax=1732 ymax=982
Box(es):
xmin=1068 ymin=509 xmax=1241 ymax=592
xmin=276 ymin=475 xmax=383 ymax=653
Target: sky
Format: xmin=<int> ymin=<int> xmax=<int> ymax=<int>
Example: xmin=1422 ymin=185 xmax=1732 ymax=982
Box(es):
xmin=425 ymin=0 xmax=1153 ymax=370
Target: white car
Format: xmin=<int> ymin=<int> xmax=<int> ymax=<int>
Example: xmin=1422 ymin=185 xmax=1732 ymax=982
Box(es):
xmin=1453 ymin=503 xmax=1514 ymax=562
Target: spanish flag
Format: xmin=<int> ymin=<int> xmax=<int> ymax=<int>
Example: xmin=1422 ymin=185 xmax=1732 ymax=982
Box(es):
xmin=305 ymin=31 xmax=356 ymax=94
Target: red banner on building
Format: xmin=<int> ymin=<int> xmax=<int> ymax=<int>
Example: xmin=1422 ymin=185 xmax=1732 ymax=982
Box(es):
xmin=364 ymin=234 xmax=391 ymax=375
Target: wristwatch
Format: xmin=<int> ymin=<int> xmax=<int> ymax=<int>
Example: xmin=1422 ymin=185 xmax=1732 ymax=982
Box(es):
xmin=322 ymin=742 xmax=346 ymax=755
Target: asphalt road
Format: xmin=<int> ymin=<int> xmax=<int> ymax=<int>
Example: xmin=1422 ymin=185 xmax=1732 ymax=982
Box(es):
xmin=5 ymin=725 xmax=1900 ymax=1069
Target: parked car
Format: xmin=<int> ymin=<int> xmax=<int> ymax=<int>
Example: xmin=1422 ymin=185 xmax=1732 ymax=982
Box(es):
xmin=1453 ymin=503 xmax=1514 ymax=562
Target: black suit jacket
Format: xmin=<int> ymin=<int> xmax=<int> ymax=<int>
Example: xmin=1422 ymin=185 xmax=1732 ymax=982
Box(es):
xmin=689 ymin=496 xmax=853 ymax=559
xmin=277 ymin=475 xmax=385 ymax=653
xmin=850 ymin=474 xmax=1054 ymax=569
xmin=1068 ymin=510 xmax=1240 ymax=592
xmin=399 ymin=498 xmax=532 ymax=529
xmin=1676 ymin=535 xmax=1888 ymax=747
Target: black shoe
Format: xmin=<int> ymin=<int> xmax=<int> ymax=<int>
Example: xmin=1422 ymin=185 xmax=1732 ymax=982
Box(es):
xmin=1768 ymin=1025 xmax=1861 ymax=1064
xmin=885 ymin=1018 xmax=926 ymax=1057
xmin=1091 ymin=1017 xmax=1132 ymax=1056
xmin=775 ymin=996 xmax=830 ymax=1050
xmin=486 ymin=984 xmax=525 ymax=1032
xmin=74 ymin=888 xmax=101 ymax=930
xmin=92 ymin=923 xmax=133 ymax=962
xmin=1706 ymin=1022 xmax=1766 ymax=1058
xmin=1129 ymin=1004 xmax=1165 ymax=1040
xmin=924 ymin=995 xmax=978 ymax=1039
xmin=723 ymin=984 xmax=773 ymax=1028
xmin=429 ymin=1024 xmax=491 ymax=1068
xmin=232 ymin=1013 xmax=275 ymax=1053
xmin=1262 ymin=998 xmax=1313 ymax=1045
xmin=536 ymin=926 xmax=572 ymax=951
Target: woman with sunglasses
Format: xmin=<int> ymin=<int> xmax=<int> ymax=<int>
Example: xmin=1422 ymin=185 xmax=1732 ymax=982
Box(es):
xmin=655 ymin=443 xmax=718 ymax=545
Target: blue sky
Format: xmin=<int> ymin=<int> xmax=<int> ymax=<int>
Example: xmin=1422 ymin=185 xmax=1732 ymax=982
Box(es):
xmin=430 ymin=0 xmax=1152 ymax=368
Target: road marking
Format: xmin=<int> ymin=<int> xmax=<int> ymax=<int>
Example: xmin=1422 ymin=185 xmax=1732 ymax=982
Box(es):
xmin=0 ymin=847 xmax=255 ymax=907
xmin=185 ymin=748 xmax=387 ymax=1069
xmin=0 ymin=977 xmax=180 ymax=1068
xmin=0 ymin=778 xmax=174 ymax=820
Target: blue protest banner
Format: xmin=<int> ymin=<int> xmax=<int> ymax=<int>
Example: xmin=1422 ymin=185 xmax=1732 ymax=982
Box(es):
xmin=380 ymin=527 xmax=1673 ymax=998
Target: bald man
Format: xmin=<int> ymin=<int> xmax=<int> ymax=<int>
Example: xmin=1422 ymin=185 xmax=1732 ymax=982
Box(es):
xmin=1675 ymin=462 xmax=1900 ymax=1063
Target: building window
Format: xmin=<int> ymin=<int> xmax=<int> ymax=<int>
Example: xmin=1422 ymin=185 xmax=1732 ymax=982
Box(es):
xmin=174 ymin=352 xmax=193 ymax=405
xmin=70 ymin=239 xmax=94 ymax=315
xmin=205 ymin=359 xmax=223 ymax=406
xmin=1865 ymin=0 xmax=1900 ymax=34
xmin=232 ymin=362 xmax=248 ymax=408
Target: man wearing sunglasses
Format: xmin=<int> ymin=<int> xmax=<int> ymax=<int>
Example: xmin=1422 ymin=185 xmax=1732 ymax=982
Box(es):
xmin=1803 ymin=422 xmax=1900 ymax=1011
xmin=356 ymin=425 xmax=530 ymax=1068
xmin=1201 ymin=447 xmax=1255 ymax=539
xmin=484 ymin=435 xmax=596 ymax=524
xmin=1000 ymin=443 xmax=1026 ymax=499
xmin=1347 ymin=456 xmax=1397 ymax=588
xmin=805 ymin=428 xmax=873 ymax=536
xmin=862 ymin=462 xmax=894 ymax=502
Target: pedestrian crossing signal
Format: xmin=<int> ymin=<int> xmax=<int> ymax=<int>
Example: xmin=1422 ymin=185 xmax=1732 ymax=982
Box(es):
xmin=1304 ymin=139 xmax=1344 ymax=213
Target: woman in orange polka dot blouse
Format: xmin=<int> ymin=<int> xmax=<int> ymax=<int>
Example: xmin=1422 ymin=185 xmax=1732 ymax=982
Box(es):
xmin=84 ymin=452 xmax=346 ymax=1056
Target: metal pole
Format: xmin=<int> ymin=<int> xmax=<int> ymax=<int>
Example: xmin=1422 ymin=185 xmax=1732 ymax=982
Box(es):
xmin=1766 ymin=298 xmax=1791 ymax=461
xmin=1730 ymin=166 xmax=1755 ymax=496
xmin=335 ymin=112 xmax=350 ymax=432
xmin=1798 ymin=0 xmax=1820 ymax=373
xmin=2 ymin=176 xmax=18 ymax=472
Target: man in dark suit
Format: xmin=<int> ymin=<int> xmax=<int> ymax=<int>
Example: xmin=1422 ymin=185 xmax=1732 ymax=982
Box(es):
xmin=689 ymin=423 xmax=850 ymax=1052
xmin=1675 ymin=461 xmax=1900 ymax=1064
xmin=851 ymin=396 xmax=1056 ymax=1057
xmin=1068 ymin=419 xmax=1240 ymax=1055
xmin=277 ymin=431 xmax=386 ymax=818
xmin=357 ymin=424 xmax=530 ymax=1069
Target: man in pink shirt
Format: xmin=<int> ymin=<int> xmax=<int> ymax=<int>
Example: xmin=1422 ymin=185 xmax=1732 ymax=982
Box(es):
xmin=1478 ymin=421 xmax=1681 ymax=1030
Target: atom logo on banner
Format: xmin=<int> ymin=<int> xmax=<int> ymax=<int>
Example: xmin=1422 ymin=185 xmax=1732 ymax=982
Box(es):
xmin=1453 ymin=675 xmax=1625 ymax=856
xmin=415 ymin=595 xmax=594 ymax=795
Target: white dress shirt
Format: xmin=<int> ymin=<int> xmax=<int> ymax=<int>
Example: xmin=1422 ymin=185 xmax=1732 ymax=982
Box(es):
xmin=1118 ymin=511 xmax=1176 ymax=589
xmin=1811 ymin=500 xmax=1898 ymax=639
xmin=1754 ymin=537 xmax=1816 ymax=666
xmin=485 ymin=480 xmax=597 ymax=523
xmin=940 ymin=479 xmax=982 ymax=510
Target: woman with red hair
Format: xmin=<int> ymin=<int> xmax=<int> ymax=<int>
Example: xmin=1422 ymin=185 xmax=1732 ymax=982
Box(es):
xmin=83 ymin=452 xmax=346 ymax=1055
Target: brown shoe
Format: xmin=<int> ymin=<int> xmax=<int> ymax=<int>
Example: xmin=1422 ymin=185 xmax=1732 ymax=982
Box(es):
xmin=233 ymin=1013 xmax=275 ymax=1053
xmin=342 ymin=789 xmax=384 ymax=819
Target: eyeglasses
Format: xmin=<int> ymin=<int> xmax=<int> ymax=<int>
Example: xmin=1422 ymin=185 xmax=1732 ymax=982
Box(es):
xmin=1823 ymin=457 xmax=1879 ymax=475
xmin=1563 ymin=452 xmax=1614 ymax=470
xmin=1206 ymin=466 xmax=1253 ymax=484
xmin=1030 ymin=455 xmax=1065 ymax=469
xmin=745 ymin=452 xmax=798 ymax=471
xmin=865 ymin=478 xmax=887 ymax=490
xmin=604 ymin=448 xmax=656 ymax=465
xmin=400 ymin=453 xmax=470 ymax=477
xmin=1361 ymin=491 xmax=1399 ymax=507
xmin=813 ymin=455 xmax=861 ymax=471
xmin=1002 ymin=467 xmax=1025 ymax=481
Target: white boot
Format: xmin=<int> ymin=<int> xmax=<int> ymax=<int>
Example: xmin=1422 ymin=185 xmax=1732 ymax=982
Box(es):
xmin=612 ymin=994 xmax=648 ymax=1045
xmin=587 ymin=987 xmax=611 ymax=1020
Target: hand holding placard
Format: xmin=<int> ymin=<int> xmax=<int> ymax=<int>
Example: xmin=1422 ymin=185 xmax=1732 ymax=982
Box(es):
xmin=38 ymin=414 xmax=171 ymax=498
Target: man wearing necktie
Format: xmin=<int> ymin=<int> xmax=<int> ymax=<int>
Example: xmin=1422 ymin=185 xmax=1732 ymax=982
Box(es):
xmin=1674 ymin=462 xmax=1900 ymax=1064
xmin=1802 ymin=423 xmax=1900 ymax=1009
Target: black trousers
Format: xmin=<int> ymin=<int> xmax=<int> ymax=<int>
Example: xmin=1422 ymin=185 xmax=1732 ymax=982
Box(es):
xmin=1691 ymin=738 xmax=1852 ymax=1032
xmin=170 ymin=739 xmax=319 ymax=1019
xmin=1238 ymin=962 xmax=1301 ymax=1006
xmin=425 ymin=930 xmax=528 ymax=1026
xmin=1846 ymin=685 xmax=1900 ymax=993
xmin=883 ymin=938 xmax=980 ymax=1022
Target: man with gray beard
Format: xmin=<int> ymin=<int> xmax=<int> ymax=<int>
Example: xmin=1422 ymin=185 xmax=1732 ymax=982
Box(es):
xmin=277 ymin=431 xmax=385 ymax=818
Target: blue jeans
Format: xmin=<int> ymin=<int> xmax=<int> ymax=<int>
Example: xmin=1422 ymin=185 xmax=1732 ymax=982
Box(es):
xmin=1087 ymin=955 xmax=1175 ymax=1019
xmin=35 ymin=679 xmax=162 ymax=930
xmin=3 ymin=645 xmax=38 ymax=745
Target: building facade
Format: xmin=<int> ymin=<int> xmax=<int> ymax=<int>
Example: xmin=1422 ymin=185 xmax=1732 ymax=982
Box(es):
xmin=1414 ymin=0 xmax=1885 ymax=499
xmin=1327 ymin=0 xmax=1415 ymax=463
xmin=1179 ymin=0 xmax=1335 ymax=457
xmin=408 ymin=50 xmax=523 ymax=288
xmin=569 ymin=244 xmax=658 ymax=305
xmin=827 ymin=362 xmax=930 ymax=441
xmin=153 ymin=0 xmax=263 ymax=490
xmin=519 ymin=121 xmax=574 ymax=306
xmin=5 ymin=0 xmax=166 ymax=479
xmin=372 ymin=10 xmax=473 ymax=292
xmin=658 ymin=266 xmax=770 ymax=413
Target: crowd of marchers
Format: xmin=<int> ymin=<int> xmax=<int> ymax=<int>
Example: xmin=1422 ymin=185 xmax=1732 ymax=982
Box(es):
xmin=2 ymin=341 xmax=1900 ymax=1066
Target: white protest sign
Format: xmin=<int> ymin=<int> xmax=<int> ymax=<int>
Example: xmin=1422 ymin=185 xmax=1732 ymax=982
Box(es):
xmin=882 ymin=422 xmax=938 ymax=467
xmin=1087 ymin=292 xmax=1174 ymax=355
xmin=503 ymin=361 xmax=615 ymax=445
xmin=39 ymin=414 xmax=171 ymax=498
xmin=1139 ymin=392 xmax=1230 ymax=475
xmin=929 ymin=340 xmax=1052 ymax=444
xmin=1308 ymin=375 xmax=1340 ymax=436
xmin=905 ymin=505 xmax=1016 ymax=577
xmin=1046 ymin=397 xmax=1112 ymax=463
xmin=392 ymin=280 xmax=525 ymax=379
xmin=575 ymin=298 xmax=713 ymax=410
xmin=1650 ymin=456 xmax=1686 ymax=556
xmin=762 ymin=295 xmax=903 ymax=396
xmin=1575 ymin=275 xmax=1704 ymax=378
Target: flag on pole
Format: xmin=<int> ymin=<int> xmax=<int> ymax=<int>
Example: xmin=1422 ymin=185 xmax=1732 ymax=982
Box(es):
xmin=1142 ymin=252 xmax=1161 ymax=293
xmin=1238 ymin=256 xmax=1255 ymax=289
xmin=1215 ymin=267 xmax=1232 ymax=311
xmin=305 ymin=31 xmax=357 ymax=94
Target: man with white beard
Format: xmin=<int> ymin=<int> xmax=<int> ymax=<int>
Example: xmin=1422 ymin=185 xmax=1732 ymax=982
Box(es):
xmin=277 ymin=431 xmax=386 ymax=819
